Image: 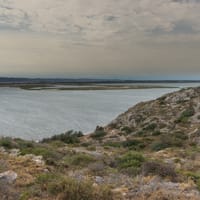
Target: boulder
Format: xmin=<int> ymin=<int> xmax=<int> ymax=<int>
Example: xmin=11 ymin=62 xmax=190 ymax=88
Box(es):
xmin=0 ymin=170 xmax=17 ymax=184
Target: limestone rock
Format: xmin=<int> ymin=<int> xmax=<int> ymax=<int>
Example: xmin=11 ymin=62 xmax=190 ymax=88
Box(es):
xmin=9 ymin=149 xmax=20 ymax=156
xmin=0 ymin=170 xmax=17 ymax=184
xmin=23 ymin=154 xmax=45 ymax=165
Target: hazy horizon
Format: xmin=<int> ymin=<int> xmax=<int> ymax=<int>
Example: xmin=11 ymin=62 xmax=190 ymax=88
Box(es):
xmin=0 ymin=75 xmax=200 ymax=81
xmin=0 ymin=0 xmax=200 ymax=78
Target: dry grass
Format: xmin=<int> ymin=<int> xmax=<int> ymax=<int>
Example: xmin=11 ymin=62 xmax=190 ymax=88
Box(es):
xmin=0 ymin=153 xmax=46 ymax=187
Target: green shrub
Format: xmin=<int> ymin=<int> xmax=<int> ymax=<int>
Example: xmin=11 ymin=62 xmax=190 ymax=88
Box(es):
xmin=63 ymin=153 xmax=95 ymax=167
xmin=0 ymin=137 xmax=37 ymax=151
xmin=151 ymin=133 xmax=186 ymax=151
xmin=103 ymin=142 xmax=122 ymax=148
xmin=20 ymin=144 xmax=64 ymax=165
xmin=182 ymin=108 xmax=195 ymax=117
xmin=42 ymin=130 xmax=83 ymax=144
xmin=19 ymin=191 xmax=31 ymax=200
xmin=86 ymin=146 xmax=96 ymax=151
xmin=36 ymin=173 xmax=59 ymax=185
xmin=142 ymin=161 xmax=177 ymax=181
xmin=184 ymin=172 xmax=200 ymax=191
xmin=91 ymin=127 xmax=107 ymax=139
xmin=136 ymin=131 xmax=146 ymax=136
xmin=151 ymin=141 xmax=170 ymax=151
xmin=118 ymin=152 xmax=145 ymax=168
xmin=158 ymin=96 xmax=166 ymax=101
xmin=121 ymin=126 xmax=133 ymax=134
xmin=117 ymin=152 xmax=145 ymax=176
xmin=175 ymin=116 xmax=188 ymax=123
xmin=159 ymin=100 xmax=165 ymax=105
xmin=0 ymin=159 xmax=8 ymax=173
xmin=15 ymin=138 xmax=35 ymax=149
xmin=143 ymin=123 xmax=157 ymax=131
xmin=122 ymin=139 xmax=145 ymax=150
xmin=0 ymin=138 xmax=64 ymax=164
xmin=88 ymin=162 xmax=106 ymax=175
xmin=173 ymin=131 xmax=188 ymax=140
xmin=175 ymin=107 xmax=195 ymax=123
xmin=152 ymin=131 xmax=162 ymax=136
xmin=81 ymin=142 xmax=91 ymax=147
xmin=70 ymin=154 xmax=94 ymax=166
xmin=47 ymin=140 xmax=66 ymax=147
xmin=0 ymin=137 xmax=16 ymax=149
xmin=135 ymin=115 xmax=144 ymax=123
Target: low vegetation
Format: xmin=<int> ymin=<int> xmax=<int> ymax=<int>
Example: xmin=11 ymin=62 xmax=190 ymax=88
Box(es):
xmin=117 ymin=152 xmax=145 ymax=176
xmin=151 ymin=132 xmax=188 ymax=151
xmin=142 ymin=161 xmax=177 ymax=181
xmin=122 ymin=139 xmax=146 ymax=150
xmin=42 ymin=130 xmax=83 ymax=144
xmin=21 ymin=173 xmax=114 ymax=200
xmin=91 ymin=126 xmax=107 ymax=139
xmin=175 ymin=107 xmax=195 ymax=123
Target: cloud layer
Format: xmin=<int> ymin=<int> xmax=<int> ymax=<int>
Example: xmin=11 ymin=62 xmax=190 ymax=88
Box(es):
xmin=1 ymin=0 xmax=200 ymax=43
xmin=0 ymin=0 xmax=200 ymax=78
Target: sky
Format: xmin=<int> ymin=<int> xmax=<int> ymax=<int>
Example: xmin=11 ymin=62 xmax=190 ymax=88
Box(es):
xmin=0 ymin=0 xmax=200 ymax=79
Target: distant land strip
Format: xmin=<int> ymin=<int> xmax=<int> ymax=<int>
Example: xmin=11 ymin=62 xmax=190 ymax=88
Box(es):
xmin=0 ymin=83 xmax=177 ymax=90
xmin=0 ymin=77 xmax=200 ymax=84
xmin=0 ymin=77 xmax=199 ymax=90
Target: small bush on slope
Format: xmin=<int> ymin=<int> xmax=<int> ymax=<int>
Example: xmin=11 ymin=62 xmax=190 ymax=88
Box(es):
xmin=151 ymin=132 xmax=188 ymax=151
xmin=142 ymin=161 xmax=177 ymax=181
xmin=63 ymin=153 xmax=95 ymax=167
xmin=91 ymin=126 xmax=107 ymax=139
xmin=0 ymin=137 xmax=17 ymax=149
xmin=42 ymin=130 xmax=83 ymax=144
xmin=117 ymin=152 xmax=145 ymax=176
xmin=175 ymin=107 xmax=195 ymax=123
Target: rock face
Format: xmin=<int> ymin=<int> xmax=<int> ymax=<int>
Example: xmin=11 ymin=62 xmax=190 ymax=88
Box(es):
xmin=0 ymin=170 xmax=17 ymax=184
xmin=103 ymin=87 xmax=200 ymax=142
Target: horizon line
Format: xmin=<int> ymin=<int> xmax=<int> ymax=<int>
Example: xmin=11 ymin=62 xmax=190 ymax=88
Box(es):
xmin=0 ymin=76 xmax=200 ymax=82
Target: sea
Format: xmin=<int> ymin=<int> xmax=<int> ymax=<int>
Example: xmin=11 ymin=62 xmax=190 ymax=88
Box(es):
xmin=0 ymin=83 xmax=199 ymax=140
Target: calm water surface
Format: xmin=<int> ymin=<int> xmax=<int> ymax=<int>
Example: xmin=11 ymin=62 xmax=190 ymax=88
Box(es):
xmin=0 ymin=83 xmax=199 ymax=140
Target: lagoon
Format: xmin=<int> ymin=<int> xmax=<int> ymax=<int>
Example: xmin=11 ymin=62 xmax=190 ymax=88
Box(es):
xmin=0 ymin=83 xmax=199 ymax=140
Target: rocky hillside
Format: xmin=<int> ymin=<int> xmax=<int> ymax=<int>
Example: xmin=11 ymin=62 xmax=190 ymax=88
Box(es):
xmin=1 ymin=87 xmax=200 ymax=200
xmin=108 ymin=87 xmax=200 ymax=134
xmin=87 ymin=87 xmax=200 ymax=146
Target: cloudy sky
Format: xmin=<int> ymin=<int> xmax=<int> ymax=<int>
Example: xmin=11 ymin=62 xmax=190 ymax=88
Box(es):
xmin=0 ymin=0 xmax=200 ymax=79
